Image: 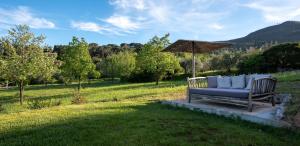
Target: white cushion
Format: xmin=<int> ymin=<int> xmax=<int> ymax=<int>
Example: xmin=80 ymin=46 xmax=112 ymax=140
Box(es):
xmin=231 ymin=75 xmax=245 ymax=89
xmin=217 ymin=76 xmax=231 ymax=88
xmin=245 ymin=74 xmax=271 ymax=90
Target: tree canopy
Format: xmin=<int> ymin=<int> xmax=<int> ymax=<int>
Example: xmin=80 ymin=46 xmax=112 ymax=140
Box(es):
xmin=99 ymin=51 xmax=136 ymax=81
xmin=136 ymin=34 xmax=181 ymax=85
xmin=61 ymin=37 xmax=98 ymax=91
xmin=0 ymin=25 xmax=57 ymax=104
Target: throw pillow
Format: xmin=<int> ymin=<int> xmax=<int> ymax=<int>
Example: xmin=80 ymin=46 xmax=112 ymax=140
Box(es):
xmin=207 ymin=76 xmax=217 ymax=88
xmin=231 ymin=75 xmax=245 ymax=89
xmin=217 ymin=76 xmax=231 ymax=88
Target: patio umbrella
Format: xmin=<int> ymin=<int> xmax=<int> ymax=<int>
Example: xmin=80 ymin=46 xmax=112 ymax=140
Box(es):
xmin=164 ymin=39 xmax=231 ymax=78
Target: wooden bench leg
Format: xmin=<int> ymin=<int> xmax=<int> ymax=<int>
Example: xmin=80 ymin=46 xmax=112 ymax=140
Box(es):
xmin=188 ymin=94 xmax=191 ymax=103
xmin=248 ymin=103 xmax=253 ymax=112
xmin=271 ymin=96 xmax=275 ymax=107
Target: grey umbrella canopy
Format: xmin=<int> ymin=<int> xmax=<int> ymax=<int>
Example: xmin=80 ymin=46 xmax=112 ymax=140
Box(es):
xmin=164 ymin=39 xmax=231 ymax=77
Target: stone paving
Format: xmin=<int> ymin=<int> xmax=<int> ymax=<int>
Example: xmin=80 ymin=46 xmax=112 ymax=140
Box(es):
xmin=162 ymin=94 xmax=292 ymax=127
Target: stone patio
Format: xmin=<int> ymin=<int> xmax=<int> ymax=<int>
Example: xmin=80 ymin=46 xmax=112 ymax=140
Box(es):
xmin=162 ymin=94 xmax=292 ymax=127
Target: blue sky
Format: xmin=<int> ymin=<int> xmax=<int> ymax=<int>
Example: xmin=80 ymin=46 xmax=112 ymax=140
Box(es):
xmin=0 ymin=0 xmax=300 ymax=46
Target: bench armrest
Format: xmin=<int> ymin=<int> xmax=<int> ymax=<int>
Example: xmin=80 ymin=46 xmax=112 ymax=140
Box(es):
xmin=250 ymin=77 xmax=277 ymax=95
xmin=187 ymin=77 xmax=208 ymax=88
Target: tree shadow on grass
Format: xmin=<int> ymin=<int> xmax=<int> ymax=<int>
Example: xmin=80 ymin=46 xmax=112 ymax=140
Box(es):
xmin=0 ymin=81 xmax=124 ymax=93
xmin=0 ymin=102 xmax=299 ymax=146
xmin=92 ymin=93 xmax=158 ymax=103
xmin=0 ymin=93 xmax=74 ymax=105
xmin=0 ymin=80 xmax=186 ymax=95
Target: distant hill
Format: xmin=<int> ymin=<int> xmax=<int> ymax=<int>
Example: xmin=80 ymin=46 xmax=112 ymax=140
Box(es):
xmin=226 ymin=21 xmax=300 ymax=48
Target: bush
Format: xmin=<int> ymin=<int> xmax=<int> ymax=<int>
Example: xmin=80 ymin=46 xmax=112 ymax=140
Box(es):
xmin=262 ymin=43 xmax=300 ymax=72
xmin=209 ymin=51 xmax=242 ymax=73
xmin=127 ymin=71 xmax=156 ymax=83
xmin=27 ymin=98 xmax=62 ymax=109
xmin=237 ymin=53 xmax=265 ymax=74
xmin=53 ymin=72 xmax=65 ymax=84
xmin=71 ymin=91 xmax=87 ymax=104
xmin=238 ymin=43 xmax=300 ymax=73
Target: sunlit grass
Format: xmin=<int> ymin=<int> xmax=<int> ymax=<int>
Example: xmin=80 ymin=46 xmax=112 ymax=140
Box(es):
xmin=0 ymin=72 xmax=299 ymax=145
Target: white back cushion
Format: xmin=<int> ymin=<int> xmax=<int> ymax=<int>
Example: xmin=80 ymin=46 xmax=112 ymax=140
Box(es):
xmin=217 ymin=76 xmax=231 ymax=88
xmin=231 ymin=75 xmax=245 ymax=89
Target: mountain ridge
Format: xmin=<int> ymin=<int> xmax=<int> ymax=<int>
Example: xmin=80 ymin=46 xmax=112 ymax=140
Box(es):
xmin=226 ymin=21 xmax=300 ymax=48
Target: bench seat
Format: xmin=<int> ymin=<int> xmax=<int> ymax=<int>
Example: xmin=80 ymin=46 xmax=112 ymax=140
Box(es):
xmin=189 ymin=88 xmax=250 ymax=99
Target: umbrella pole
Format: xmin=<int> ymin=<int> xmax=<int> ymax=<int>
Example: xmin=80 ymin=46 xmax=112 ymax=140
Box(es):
xmin=192 ymin=41 xmax=195 ymax=78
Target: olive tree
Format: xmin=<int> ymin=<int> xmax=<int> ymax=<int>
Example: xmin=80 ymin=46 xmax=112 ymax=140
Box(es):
xmin=0 ymin=25 xmax=57 ymax=104
xmin=137 ymin=34 xmax=181 ymax=85
xmin=61 ymin=37 xmax=97 ymax=91
xmin=99 ymin=51 xmax=136 ymax=81
xmin=210 ymin=51 xmax=241 ymax=72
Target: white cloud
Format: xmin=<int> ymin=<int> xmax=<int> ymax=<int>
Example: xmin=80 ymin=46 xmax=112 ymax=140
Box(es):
xmin=104 ymin=15 xmax=140 ymax=30
xmin=244 ymin=0 xmax=300 ymax=22
xmin=71 ymin=21 xmax=102 ymax=32
xmin=71 ymin=20 xmax=129 ymax=36
xmin=210 ymin=23 xmax=224 ymax=30
xmin=105 ymin=0 xmax=236 ymax=37
xmin=74 ymin=0 xmax=236 ymax=38
xmin=147 ymin=5 xmax=170 ymax=23
xmin=0 ymin=6 xmax=55 ymax=29
xmin=109 ymin=0 xmax=146 ymax=10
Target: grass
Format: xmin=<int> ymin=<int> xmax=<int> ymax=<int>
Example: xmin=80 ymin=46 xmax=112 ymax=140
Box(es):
xmin=273 ymin=71 xmax=300 ymax=119
xmin=0 ymin=71 xmax=299 ymax=145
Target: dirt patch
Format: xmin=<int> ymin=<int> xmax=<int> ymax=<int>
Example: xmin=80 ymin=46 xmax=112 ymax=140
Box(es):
xmin=293 ymin=112 xmax=300 ymax=127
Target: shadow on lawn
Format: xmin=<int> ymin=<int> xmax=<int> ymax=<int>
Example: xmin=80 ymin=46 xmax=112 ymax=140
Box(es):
xmin=0 ymin=102 xmax=299 ymax=146
xmin=0 ymin=81 xmax=124 ymax=93
xmin=0 ymin=80 xmax=186 ymax=105
xmin=0 ymin=92 xmax=74 ymax=105
xmin=0 ymin=80 xmax=186 ymax=94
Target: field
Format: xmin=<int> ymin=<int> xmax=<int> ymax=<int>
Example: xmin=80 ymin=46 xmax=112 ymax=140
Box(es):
xmin=0 ymin=71 xmax=299 ymax=145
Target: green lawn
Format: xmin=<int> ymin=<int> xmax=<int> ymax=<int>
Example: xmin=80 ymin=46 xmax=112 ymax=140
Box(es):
xmin=0 ymin=72 xmax=299 ymax=145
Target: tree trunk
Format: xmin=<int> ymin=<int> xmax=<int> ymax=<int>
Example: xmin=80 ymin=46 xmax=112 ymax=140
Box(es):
xmin=155 ymin=73 xmax=159 ymax=85
xmin=5 ymin=80 xmax=8 ymax=89
xmin=78 ymin=78 xmax=81 ymax=92
xmin=19 ymin=80 xmax=24 ymax=105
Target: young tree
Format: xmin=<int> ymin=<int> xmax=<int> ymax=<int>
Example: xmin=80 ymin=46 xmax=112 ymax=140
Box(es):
xmin=210 ymin=51 xmax=241 ymax=72
xmin=117 ymin=51 xmax=136 ymax=79
xmin=220 ymin=51 xmax=241 ymax=72
xmin=61 ymin=37 xmax=97 ymax=91
xmin=0 ymin=58 xmax=8 ymax=88
xmin=0 ymin=25 xmax=57 ymax=104
xmin=137 ymin=34 xmax=181 ymax=85
xmin=99 ymin=51 xmax=136 ymax=81
xmin=39 ymin=52 xmax=59 ymax=86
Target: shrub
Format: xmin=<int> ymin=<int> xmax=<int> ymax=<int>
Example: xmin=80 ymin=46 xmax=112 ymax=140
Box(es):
xmin=238 ymin=43 xmax=300 ymax=73
xmin=127 ymin=71 xmax=156 ymax=83
xmin=27 ymin=98 xmax=61 ymax=109
xmin=210 ymin=51 xmax=242 ymax=73
xmin=262 ymin=43 xmax=300 ymax=72
xmin=237 ymin=52 xmax=265 ymax=74
xmin=71 ymin=91 xmax=87 ymax=104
